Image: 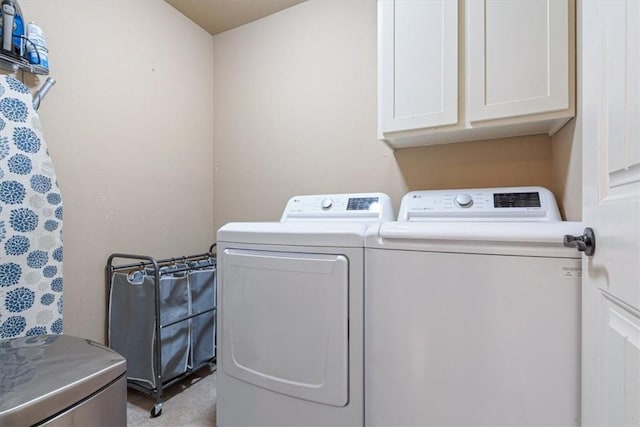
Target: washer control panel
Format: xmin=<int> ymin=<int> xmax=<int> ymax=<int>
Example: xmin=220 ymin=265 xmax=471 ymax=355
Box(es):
xmin=398 ymin=187 xmax=561 ymax=222
xmin=454 ymin=193 xmax=474 ymax=208
xmin=281 ymin=193 xmax=395 ymax=222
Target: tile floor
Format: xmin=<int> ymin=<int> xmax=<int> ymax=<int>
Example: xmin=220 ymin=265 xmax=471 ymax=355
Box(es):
xmin=126 ymin=365 xmax=217 ymax=426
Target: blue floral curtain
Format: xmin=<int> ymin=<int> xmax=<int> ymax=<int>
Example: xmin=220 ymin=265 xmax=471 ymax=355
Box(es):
xmin=0 ymin=75 xmax=63 ymax=338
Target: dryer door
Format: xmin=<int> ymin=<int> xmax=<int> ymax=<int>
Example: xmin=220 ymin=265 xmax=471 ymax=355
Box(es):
xmin=221 ymin=248 xmax=349 ymax=407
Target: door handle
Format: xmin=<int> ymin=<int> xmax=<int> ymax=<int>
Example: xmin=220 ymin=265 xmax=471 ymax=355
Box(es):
xmin=563 ymin=227 xmax=596 ymax=256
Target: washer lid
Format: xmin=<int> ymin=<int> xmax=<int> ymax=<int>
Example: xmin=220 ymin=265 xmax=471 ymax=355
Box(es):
xmin=218 ymin=221 xmax=371 ymax=247
xmin=0 ymin=334 xmax=126 ymax=426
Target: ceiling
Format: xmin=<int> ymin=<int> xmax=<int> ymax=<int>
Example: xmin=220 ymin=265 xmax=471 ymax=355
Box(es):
xmin=165 ymin=0 xmax=306 ymax=35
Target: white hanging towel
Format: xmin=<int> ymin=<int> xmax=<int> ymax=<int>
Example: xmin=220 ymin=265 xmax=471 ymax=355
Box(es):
xmin=0 ymin=75 xmax=63 ymax=338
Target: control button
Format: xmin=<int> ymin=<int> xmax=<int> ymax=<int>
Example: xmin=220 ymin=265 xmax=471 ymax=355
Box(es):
xmin=321 ymin=198 xmax=333 ymax=210
xmin=454 ymin=193 xmax=473 ymax=208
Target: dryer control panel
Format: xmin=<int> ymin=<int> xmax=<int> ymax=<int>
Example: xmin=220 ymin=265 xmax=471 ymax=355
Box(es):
xmin=398 ymin=186 xmax=562 ymax=222
xmin=281 ymin=192 xmax=395 ymax=222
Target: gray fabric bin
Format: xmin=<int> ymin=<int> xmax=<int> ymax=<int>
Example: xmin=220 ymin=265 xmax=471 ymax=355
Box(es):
xmin=187 ymin=264 xmax=216 ymax=367
xmin=188 ymin=265 xmax=216 ymax=314
xmin=109 ymin=271 xmax=190 ymax=388
xmin=108 ymin=259 xmax=216 ymax=390
xmin=190 ymin=311 xmax=216 ymax=368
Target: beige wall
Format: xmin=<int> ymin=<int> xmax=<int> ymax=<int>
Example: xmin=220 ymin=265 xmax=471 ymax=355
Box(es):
xmin=551 ymin=119 xmax=582 ymax=221
xmin=16 ymin=0 xmax=215 ymax=343
xmin=5 ymin=0 xmax=580 ymax=343
xmin=213 ymin=0 xmax=555 ymax=229
xmin=550 ymin=0 xmax=583 ymax=222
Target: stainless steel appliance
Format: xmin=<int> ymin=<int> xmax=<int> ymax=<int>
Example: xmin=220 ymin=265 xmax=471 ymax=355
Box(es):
xmin=0 ymin=334 xmax=127 ymax=426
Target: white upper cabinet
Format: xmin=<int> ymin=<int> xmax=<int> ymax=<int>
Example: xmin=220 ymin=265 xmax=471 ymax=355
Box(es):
xmin=378 ymin=0 xmax=458 ymax=133
xmin=467 ymin=0 xmax=570 ymax=122
xmin=378 ymin=0 xmax=575 ymax=149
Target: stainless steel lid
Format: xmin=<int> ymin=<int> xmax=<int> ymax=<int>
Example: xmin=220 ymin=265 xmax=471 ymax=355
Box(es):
xmin=0 ymin=334 xmax=126 ymax=426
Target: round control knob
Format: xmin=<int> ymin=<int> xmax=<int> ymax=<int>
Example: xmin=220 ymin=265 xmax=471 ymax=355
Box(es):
xmin=321 ymin=198 xmax=333 ymax=210
xmin=454 ymin=193 xmax=473 ymax=208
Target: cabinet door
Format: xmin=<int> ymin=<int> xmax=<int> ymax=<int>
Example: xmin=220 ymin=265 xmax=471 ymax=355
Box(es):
xmin=467 ymin=0 xmax=571 ymax=122
xmin=378 ymin=0 xmax=458 ymax=133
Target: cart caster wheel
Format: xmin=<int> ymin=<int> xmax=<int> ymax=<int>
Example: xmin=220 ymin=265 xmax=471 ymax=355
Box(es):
xmin=150 ymin=404 xmax=163 ymax=418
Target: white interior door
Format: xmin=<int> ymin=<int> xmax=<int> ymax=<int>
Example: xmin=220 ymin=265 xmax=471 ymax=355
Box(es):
xmin=581 ymin=1 xmax=640 ymax=425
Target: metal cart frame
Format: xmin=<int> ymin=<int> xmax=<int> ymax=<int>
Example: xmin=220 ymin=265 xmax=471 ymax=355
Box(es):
xmin=106 ymin=244 xmax=216 ymax=417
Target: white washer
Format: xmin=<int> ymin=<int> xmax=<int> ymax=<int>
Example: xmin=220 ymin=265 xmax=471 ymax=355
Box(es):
xmin=217 ymin=193 xmax=394 ymax=426
xmin=365 ymin=186 xmax=583 ymax=426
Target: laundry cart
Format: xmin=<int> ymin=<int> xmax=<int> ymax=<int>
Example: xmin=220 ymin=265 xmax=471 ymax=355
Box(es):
xmin=0 ymin=334 xmax=127 ymax=426
xmin=107 ymin=247 xmax=217 ymax=417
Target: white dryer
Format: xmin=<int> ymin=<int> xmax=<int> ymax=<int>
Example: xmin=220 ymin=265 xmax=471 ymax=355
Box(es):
xmin=365 ymin=187 xmax=583 ymax=426
xmin=216 ymin=193 xmax=394 ymax=426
